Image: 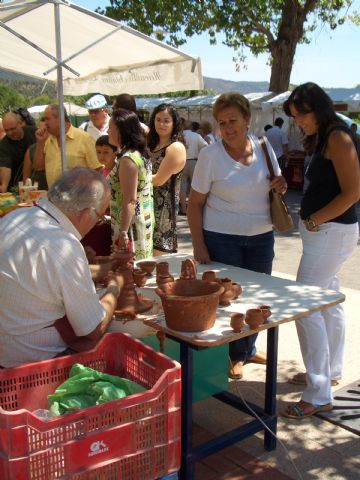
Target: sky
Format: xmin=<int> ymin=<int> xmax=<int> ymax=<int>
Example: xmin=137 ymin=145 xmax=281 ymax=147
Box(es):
xmin=75 ymin=0 xmax=360 ymax=89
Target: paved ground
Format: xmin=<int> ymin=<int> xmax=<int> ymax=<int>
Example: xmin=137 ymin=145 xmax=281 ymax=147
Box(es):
xmin=177 ymin=190 xmax=360 ymax=480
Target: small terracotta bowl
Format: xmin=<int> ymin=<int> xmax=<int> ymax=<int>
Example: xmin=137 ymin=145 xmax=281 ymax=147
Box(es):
xmin=137 ymin=260 xmax=157 ymax=276
xmin=133 ymin=268 xmax=148 ymax=288
xmin=245 ymin=308 xmax=264 ymax=330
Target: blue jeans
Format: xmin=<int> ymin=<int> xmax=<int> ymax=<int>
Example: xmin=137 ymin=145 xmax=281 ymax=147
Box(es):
xmin=203 ymin=229 xmax=274 ymax=362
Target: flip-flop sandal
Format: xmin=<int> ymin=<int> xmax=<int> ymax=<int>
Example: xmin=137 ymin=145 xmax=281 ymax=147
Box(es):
xmin=288 ymin=372 xmax=339 ymax=386
xmin=282 ymin=401 xmax=333 ymax=420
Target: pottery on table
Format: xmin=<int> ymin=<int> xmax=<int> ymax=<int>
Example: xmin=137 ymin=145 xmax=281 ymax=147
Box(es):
xmin=179 ymin=258 xmax=197 ymax=280
xmin=259 ymin=305 xmax=272 ymax=322
xmin=137 ymin=260 xmax=157 ymax=276
xmin=115 ymin=268 xmax=153 ymax=316
xmin=155 ymin=279 xmax=224 ymax=332
xmin=111 ymin=249 xmax=134 ymax=269
xmin=202 ymin=270 xmax=217 ymax=283
xmin=230 ymin=312 xmax=245 ymax=333
xmin=218 ymin=278 xmax=235 ymax=306
xmin=89 ymin=256 xmax=116 ymax=283
xmin=156 ymin=261 xmax=175 ymax=287
xmin=245 ymin=308 xmax=264 ymax=330
xmin=133 ymin=268 xmax=148 ymax=288
xmin=231 ymin=282 xmax=242 ymax=300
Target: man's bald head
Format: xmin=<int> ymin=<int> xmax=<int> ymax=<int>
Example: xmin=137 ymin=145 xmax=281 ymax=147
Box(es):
xmin=2 ymin=112 xmax=24 ymax=141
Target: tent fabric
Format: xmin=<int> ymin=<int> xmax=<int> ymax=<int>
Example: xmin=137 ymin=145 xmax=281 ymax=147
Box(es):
xmin=0 ymin=0 xmax=203 ymax=95
xmin=28 ymin=102 xmax=88 ymax=118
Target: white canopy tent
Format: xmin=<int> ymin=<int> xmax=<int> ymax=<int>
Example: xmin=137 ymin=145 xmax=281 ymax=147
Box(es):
xmin=28 ymin=102 xmax=88 ymax=119
xmin=0 ymin=0 xmax=203 ymax=169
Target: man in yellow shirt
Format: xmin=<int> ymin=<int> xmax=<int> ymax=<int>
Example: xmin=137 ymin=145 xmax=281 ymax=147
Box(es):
xmin=34 ymin=104 xmax=102 ymax=186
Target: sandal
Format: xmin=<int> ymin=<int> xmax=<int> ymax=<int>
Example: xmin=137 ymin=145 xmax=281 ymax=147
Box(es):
xmin=282 ymin=401 xmax=333 ymax=420
xmin=288 ymin=372 xmax=339 ymax=387
xmin=229 ymin=361 xmax=244 ymax=380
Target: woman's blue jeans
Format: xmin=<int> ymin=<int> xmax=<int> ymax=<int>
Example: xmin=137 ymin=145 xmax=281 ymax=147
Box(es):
xmin=203 ymin=229 xmax=274 ymax=362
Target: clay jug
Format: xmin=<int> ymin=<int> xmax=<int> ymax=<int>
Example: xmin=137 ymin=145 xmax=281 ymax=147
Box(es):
xmin=133 ymin=268 xmax=148 ymax=288
xmin=259 ymin=305 xmax=272 ymax=322
xmin=245 ymin=308 xmax=264 ymax=330
xmin=218 ymin=278 xmax=235 ymax=306
xmin=230 ymin=313 xmax=245 ymax=333
xmin=231 ymin=282 xmax=242 ymax=300
xmin=202 ymin=270 xmax=217 ymax=283
xmin=156 ymin=261 xmax=174 ymax=287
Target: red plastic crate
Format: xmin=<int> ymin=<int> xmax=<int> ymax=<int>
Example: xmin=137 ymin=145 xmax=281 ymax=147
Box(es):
xmin=0 ymin=333 xmax=181 ymax=480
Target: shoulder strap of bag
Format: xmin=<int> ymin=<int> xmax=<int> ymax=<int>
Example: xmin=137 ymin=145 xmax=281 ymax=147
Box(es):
xmin=259 ymin=136 xmax=275 ymax=180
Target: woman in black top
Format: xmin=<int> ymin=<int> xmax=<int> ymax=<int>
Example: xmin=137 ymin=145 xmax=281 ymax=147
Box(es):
xmin=282 ymin=82 xmax=359 ymax=419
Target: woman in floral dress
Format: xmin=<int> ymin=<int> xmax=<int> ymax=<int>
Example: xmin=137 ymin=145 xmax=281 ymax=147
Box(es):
xmin=148 ymin=104 xmax=186 ymax=255
xmin=108 ymin=108 xmax=153 ymax=259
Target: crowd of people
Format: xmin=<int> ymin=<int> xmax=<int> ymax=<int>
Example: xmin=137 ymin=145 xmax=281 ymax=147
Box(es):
xmin=0 ymin=85 xmax=359 ymax=423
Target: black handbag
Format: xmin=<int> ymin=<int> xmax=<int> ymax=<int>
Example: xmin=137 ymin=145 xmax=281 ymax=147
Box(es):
xmin=259 ymin=137 xmax=294 ymax=232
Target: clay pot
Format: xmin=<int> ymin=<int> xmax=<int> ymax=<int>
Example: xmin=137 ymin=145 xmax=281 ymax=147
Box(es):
xmin=218 ymin=278 xmax=235 ymax=306
xmin=231 ymin=282 xmax=242 ymax=300
xmin=230 ymin=313 xmax=245 ymax=333
xmin=202 ymin=270 xmax=217 ymax=283
xmin=180 ymin=258 xmax=197 ymax=280
xmin=89 ymin=256 xmax=116 ymax=283
xmin=245 ymin=308 xmax=264 ymax=330
xmin=111 ymin=250 xmax=134 ymax=269
xmin=137 ymin=260 xmax=156 ymax=276
xmin=156 ymin=261 xmax=174 ymax=287
xmin=155 ymin=279 xmax=224 ymax=332
xmin=115 ymin=268 xmax=153 ymax=315
xmin=133 ymin=268 xmax=148 ymax=288
xmin=259 ymin=305 xmax=272 ymax=322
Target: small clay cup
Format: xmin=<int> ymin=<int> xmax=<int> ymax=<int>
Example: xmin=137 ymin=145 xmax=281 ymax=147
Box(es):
xmin=137 ymin=260 xmax=156 ymax=276
xmin=218 ymin=278 xmax=235 ymax=306
xmin=202 ymin=270 xmax=217 ymax=283
xmin=230 ymin=313 xmax=245 ymax=333
xmin=156 ymin=261 xmax=174 ymax=286
xmin=133 ymin=268 xmax=148 ymax=288
xmin=259 ymin=305 xmax=272 ymax=322
xmin=231 ymin=282 xmax=242 ymax=300
xmin=245 ymin=308 xmax=264 ymax=330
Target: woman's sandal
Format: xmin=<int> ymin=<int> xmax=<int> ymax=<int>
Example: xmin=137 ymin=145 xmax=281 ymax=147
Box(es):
xmin=288 ymin=372 xmax=339 ymax=387
xmin=282 ymin=401 xmax=333 ymax=420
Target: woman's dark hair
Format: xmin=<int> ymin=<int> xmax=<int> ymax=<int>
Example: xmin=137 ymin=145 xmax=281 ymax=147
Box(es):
xmin=111 ymin=108 xmax=148 ymax=156
xmin=14 ymin=107 xmax=36 ymax=127
xmin=147 ymin=103 xmax=184 ymax=151
xmin=283 ymin=82 xmax=346 ymax=152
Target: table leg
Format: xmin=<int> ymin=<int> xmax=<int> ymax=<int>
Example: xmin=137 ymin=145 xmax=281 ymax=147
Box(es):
xmin=264 ymin=326 xmax=278 ymax=451
xmin=180 ymin=342 xmax=195 ymax=480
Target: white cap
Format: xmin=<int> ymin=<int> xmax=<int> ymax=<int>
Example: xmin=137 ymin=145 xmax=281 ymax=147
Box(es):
xmin=85 ymin=94 xmax=107 ymax=110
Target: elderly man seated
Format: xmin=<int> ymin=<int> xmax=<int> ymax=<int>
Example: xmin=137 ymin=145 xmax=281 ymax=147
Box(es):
xmin=0 ymin=168 xmax=123 ymax=368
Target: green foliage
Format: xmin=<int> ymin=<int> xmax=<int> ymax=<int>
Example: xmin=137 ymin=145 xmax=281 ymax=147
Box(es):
xmin=100 ymin=0 xmax=354 ymax=91
xmin=0 ymin=84 xmax=28 ymax=115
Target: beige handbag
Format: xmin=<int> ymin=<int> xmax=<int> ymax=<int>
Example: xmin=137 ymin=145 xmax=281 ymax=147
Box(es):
xmin=259 ymin=137 xmax=294 ymax=232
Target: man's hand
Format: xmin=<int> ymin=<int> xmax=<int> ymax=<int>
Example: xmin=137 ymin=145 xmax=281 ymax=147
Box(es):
xmin=35 ymin=126 xmax=49 ymax=143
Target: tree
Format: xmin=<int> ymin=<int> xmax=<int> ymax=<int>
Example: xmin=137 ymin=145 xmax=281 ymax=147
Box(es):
xmin=0 ymin=84 xmax=28 ymax=115
xmin=99 ymin=0 xmax=353 ymax=93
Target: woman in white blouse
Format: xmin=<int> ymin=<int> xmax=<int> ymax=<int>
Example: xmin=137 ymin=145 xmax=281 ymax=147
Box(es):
xmin=187 ymin=92 xmax=287 ymax=380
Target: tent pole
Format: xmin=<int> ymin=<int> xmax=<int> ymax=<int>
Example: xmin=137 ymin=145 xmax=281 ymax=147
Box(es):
xmin=54 ymin=1 xmax=66 ymax=173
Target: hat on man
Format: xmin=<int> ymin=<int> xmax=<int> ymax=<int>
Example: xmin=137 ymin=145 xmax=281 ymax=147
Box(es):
xmin=85 ymin=94 xmax=107 ymax=110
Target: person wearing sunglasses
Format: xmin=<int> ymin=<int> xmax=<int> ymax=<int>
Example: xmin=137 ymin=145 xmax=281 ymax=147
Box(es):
xmin=79 ymin=94 xmax=110 ymax=140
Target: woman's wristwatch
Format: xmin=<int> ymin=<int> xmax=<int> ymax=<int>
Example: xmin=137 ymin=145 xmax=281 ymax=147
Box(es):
xmin=304 ymin=216 xmax=319 ymax=232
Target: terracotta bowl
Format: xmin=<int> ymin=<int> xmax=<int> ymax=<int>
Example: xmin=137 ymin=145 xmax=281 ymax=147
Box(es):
xmin=137 ymin=260 xmax=157 ymax=276
xmin=89 ymin=256 xmax=116 ymax=282
xmin=155 ymin=279 xmax=224 ymax=332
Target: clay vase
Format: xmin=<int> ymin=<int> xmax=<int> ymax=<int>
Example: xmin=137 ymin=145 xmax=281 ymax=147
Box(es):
xmin=115 ymin=268 xmax=153 ymax=315
xmin=259 ymin=305 xmax=272 ymax=322
xmin=202 ymin=270 xmax=217 ymax=283
xmin=111 ymin=248 xmax=134 ymax=269
xmin=179 ymin=258 xmax=197 ymax=280
xmin=218 ymin=278 xmax=235 ymax=306
xmin=137 ymin=260 xmax=156 ymax=276
xmin=231 ymin=282 xmax=242 ymax=300
xmin=156 ymin=261 xmax=174 ymax=287
xmin=245 ymin=308 xmax=264 ymax=330
xmin=230 ymin=313 xmax=245 ymax=333
xmin=133 ymin=268 xmax=148 ymax=288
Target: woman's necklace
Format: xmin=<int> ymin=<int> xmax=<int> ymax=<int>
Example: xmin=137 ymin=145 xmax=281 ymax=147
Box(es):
xmin=223 ymin=139 xmax=253 ymax=165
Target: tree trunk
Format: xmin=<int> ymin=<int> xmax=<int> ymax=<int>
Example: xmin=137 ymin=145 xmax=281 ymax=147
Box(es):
xmin=268 ymin=1 xmax=308 ymax=93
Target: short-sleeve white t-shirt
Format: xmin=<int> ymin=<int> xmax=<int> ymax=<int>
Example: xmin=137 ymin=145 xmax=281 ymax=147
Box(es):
xmin=191 ymin=135 xmax=281 ymax=236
